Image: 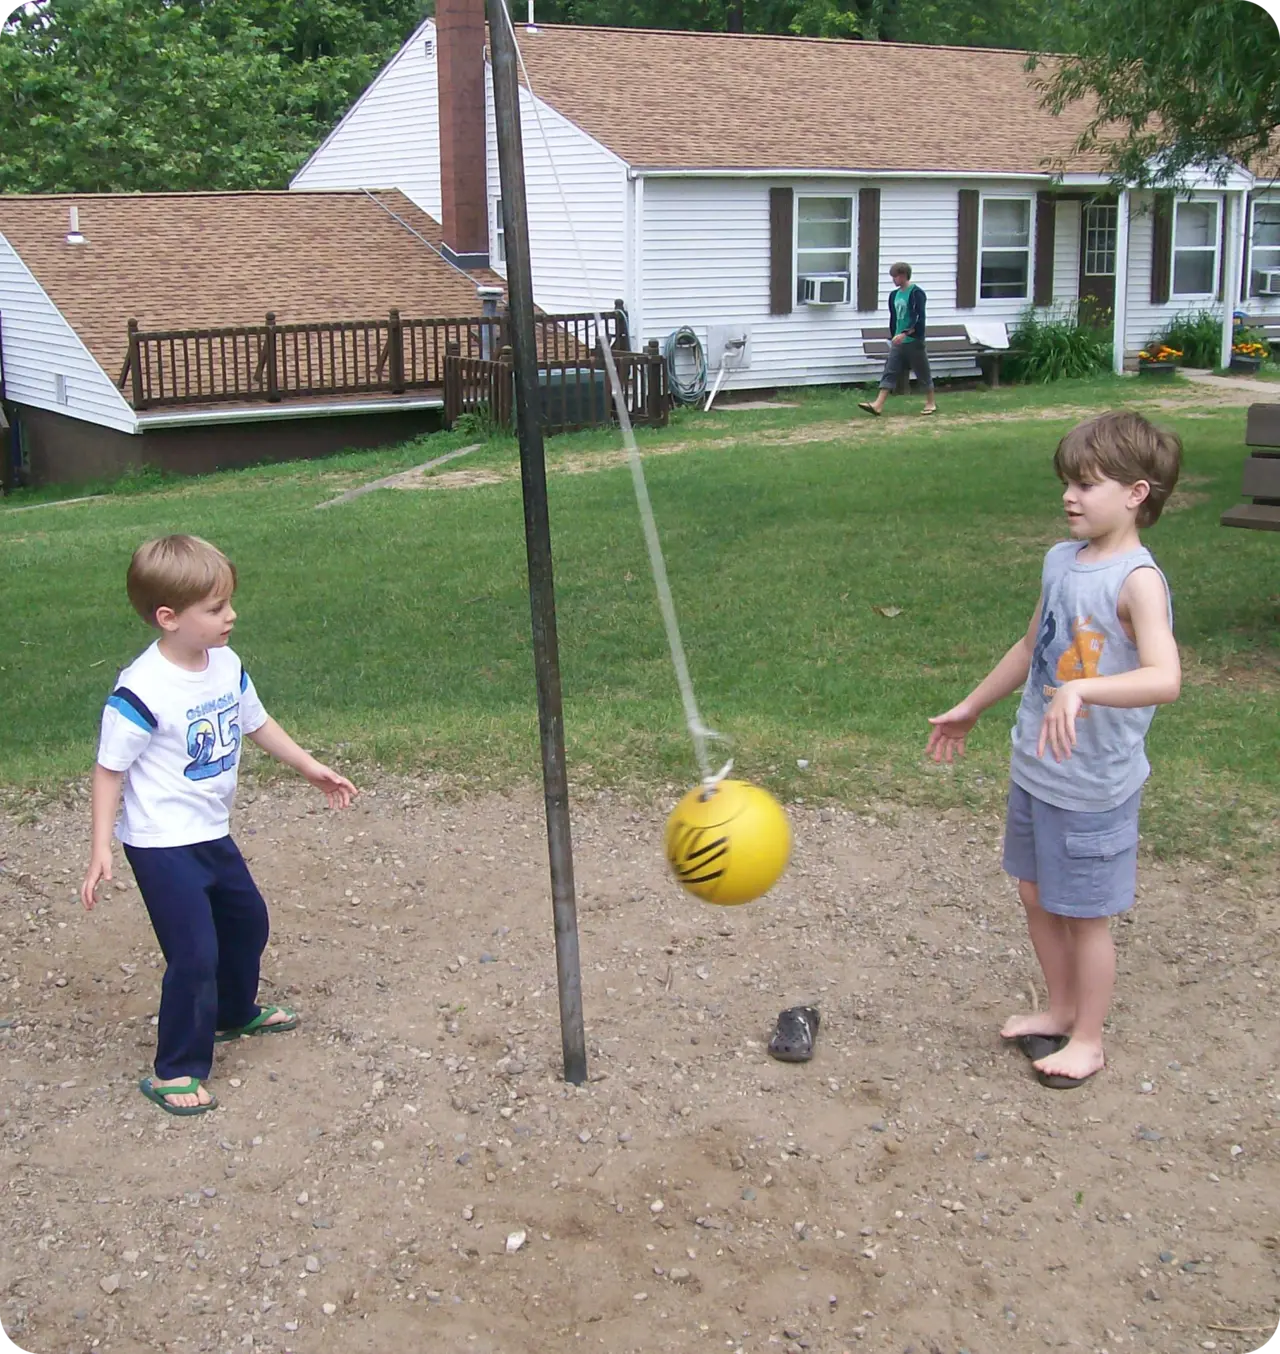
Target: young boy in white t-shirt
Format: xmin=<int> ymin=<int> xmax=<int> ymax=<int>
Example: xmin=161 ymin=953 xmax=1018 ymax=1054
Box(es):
xmin=80 ymin=535 xmax=356 ymax=1115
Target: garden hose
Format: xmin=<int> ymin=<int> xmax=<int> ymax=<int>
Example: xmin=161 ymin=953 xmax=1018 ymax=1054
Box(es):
xmin=664 ymin=327 xmax=708 ymax=405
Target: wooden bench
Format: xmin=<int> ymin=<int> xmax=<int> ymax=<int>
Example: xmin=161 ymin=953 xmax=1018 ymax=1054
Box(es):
xmin=1221 ymin=402 xmax=1280 ymax=532
xmin=860 ymin=325 xmax=1013 ymax=390
xmin=1240 ymin=312 xmax=1280 ymax=349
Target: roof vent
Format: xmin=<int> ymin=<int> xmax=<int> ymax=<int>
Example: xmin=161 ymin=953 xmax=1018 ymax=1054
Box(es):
xmin=424 ymin=36 xmax=434 ymax=59
xmin=526 ymin=0 xmax=538 ymax=30
xmin=65 ymin=205 xmax=85 ymax=246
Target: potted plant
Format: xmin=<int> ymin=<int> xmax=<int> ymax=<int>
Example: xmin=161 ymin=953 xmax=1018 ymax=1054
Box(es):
xmin=1137 ymin=345 xmax=1182 ymax=379
xmin=1230 ymin=329 xmax=1270 ymax=374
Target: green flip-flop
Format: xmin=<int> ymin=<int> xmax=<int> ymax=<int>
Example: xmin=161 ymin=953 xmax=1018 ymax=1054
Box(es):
xmin=214 ymin=1004 xmax=299 ymax=1043
xmin=139 ymin=1076 xmax=218 ymax=1116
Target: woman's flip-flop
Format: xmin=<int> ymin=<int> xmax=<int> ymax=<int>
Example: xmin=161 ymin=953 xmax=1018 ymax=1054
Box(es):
xmin=768 ymin=1006 xmax=820 ymax=1062
xmin=139 ymin=1076 xmax=218 ymax=1116
xmin=857 ymin=401 xmax=881 ymax=417
xmin=214 ymin=1005 xmax=299 ymax=1043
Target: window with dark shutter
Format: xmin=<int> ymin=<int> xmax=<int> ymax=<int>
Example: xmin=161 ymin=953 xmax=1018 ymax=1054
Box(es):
xmin=1034 ymin=192 xmax=1056 ymax=306
xmin=769 ymin=187 xmax=794 ymax=315
xmin=957 ymin=189 xmax=979 ymax=308
xmin=1150 ymin=192 xmax=1173 ymax=305
xmin=857 ymin=187 xmax=880 ymax=311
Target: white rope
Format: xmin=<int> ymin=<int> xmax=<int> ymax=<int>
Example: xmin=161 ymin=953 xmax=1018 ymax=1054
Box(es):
xmin=500 ymin=9 xmax=728 ymax=789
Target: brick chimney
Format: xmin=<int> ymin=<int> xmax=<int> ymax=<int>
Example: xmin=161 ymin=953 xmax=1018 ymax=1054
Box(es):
xmin=436 ymin=0 xmax=489 ymax=268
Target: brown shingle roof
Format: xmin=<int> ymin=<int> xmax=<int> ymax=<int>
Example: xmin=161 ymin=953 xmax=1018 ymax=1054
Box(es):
xmin=511 ymin=25 xmax=1105 ymax=175
xmin=0 ymin=190 xmax=503 ymax=380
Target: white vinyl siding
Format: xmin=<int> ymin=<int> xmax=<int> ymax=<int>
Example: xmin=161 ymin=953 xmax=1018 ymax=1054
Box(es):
xmin=0 ymin=231 xmax=138 ymax=433
xmin=1053 ymin=199 xmax=1081 ymax=305
xmin=290 ymin=18 xmax=442 ymax=219
xmin=1172 ymin=198 xmax=1220 ymax=297
xmin=484 ymin=69 xmax=627 ymax=313
xmin=641 ymin=178 xmax=1056 ymax=392
xmin=1123 ymin=191 xmax=1233 ymax=351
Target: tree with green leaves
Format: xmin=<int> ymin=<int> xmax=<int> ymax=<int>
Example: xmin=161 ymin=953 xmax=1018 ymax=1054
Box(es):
xmin=1028 ymin=0 xmax=1279 ymax=186
xmin=0 ymin=0 xmax=425 ymax=194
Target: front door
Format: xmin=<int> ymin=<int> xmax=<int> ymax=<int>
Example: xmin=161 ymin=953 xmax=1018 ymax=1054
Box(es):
xmin=1078 ymin=199 xmax=1118 ymax=327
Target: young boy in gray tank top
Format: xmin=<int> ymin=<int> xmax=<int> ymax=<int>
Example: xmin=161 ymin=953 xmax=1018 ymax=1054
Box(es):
xmin=926 ymin=411 xmax=1183 ymax=1089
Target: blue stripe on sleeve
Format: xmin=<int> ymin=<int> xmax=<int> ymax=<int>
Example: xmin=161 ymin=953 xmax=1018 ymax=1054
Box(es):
xmin=240 ymin=665 xmax=248 ymax=693
xmin=107 ymin=687 xmax=158 ymax=731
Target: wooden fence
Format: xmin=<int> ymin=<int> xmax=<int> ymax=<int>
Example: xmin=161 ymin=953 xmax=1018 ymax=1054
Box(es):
xmin=443 ymin=339 xmax=668 ymax=434
xmin=118 ymin=309 xmax=627 ymax=411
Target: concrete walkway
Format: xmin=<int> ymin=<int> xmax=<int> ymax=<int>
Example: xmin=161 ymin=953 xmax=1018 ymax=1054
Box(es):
xmin=1179 ymin=367 xmax=1279 ymax=396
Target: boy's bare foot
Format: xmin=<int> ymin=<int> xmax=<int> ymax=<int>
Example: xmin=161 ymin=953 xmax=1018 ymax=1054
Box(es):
xmin=145 ymin=1076 xmax=214 ymax=1109
xmin=1033 ymin=1038 xmax=1105 ymax=1085
xmin=1000 ymin=1012 xmax=1073 ymax=1040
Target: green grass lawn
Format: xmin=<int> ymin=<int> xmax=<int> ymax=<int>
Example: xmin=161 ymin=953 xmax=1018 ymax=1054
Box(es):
xmin=2 ymin=377 xmax=1275 ymax=863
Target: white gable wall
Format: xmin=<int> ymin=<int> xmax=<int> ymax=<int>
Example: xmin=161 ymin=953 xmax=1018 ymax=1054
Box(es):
xmin=0 ymin=232 xmax=137 ymax=433
xmin=640 ymin=177 xmax=1071 ymax=391
xmin=291 ymin=18 xmax=442 ymax=218
xmin=484 ymin=71 xmax=628 ymax=314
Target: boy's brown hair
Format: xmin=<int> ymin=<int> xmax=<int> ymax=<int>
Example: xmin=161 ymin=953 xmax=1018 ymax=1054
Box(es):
xmin=1053 ymin=410 xmax=1182 ymax=527
xmin=126 ymin=535 xmax=236 ymax=626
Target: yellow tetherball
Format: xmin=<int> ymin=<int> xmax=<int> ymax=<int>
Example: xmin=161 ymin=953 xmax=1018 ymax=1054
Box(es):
xmin=663 ymin=779 xmax=791 ymax=906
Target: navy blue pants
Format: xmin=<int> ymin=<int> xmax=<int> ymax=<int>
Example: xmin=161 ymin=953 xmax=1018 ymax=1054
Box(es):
xmin=123 ymin=836 xmax=268 ymax=1080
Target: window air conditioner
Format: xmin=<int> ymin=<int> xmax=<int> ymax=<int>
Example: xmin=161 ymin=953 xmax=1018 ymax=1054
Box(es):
xmin=1260 ymin=270 xmax=1280 ymax=295
xmin=801 ymin=274 xmax=849 ymax=305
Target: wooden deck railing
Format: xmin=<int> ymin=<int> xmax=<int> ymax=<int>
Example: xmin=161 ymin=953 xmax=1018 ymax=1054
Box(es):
xmin=118 ymin=308 xmax=627 ymax=411
xmin=443 ymin=339 xmax=668 ymax=435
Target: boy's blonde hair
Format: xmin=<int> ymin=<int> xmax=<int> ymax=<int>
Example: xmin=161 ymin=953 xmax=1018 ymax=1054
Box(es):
xmin=1053 ymin=410 xmax=1182 ymax=528
xmin=890 ymin=261 xmax=912 ymax=279
xmin=127 ymin=535 xmax=236 ymax=626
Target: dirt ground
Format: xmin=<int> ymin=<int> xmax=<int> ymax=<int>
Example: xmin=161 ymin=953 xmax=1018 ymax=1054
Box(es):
xmin=1 ymin=775 xmax=1278 ymax=1354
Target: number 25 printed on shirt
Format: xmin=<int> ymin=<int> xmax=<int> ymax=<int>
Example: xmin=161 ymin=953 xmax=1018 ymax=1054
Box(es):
xmin=184 ymin=703 xmax=242 ymax=781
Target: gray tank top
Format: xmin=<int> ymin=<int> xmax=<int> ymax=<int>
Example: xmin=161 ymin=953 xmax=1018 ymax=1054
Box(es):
xmin=1011 ymin=540 xmax=1171 ymax=812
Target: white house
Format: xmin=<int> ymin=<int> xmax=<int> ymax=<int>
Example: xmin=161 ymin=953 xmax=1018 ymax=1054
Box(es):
xmin=292 ymin=5 xmax=1277 ymax=390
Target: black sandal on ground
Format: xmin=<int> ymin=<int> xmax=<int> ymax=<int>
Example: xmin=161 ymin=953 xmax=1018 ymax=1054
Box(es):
xmin=1014 ymin=1032 xmax=1068 ymax=1061
xmin=768 ymin=1006 xmax=820 ymax=1062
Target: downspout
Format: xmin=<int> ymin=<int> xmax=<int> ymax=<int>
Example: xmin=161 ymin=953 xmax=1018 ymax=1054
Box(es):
xmin=1220 ymin=190 xmax=1246 ymax=369
xmin=1112 ymin=189 xmax=1131 ymax=375
xmin=0 ymin=309 xmax=13 ymax=494
xmin=630 ymin=174 xmax=646 ymax=350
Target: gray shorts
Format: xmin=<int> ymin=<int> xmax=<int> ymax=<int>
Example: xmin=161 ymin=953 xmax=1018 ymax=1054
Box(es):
xmin=1001 ymin=782 xmax=1141 ymax=918
xmin=879 ymin=340 xmax=934 ymax=391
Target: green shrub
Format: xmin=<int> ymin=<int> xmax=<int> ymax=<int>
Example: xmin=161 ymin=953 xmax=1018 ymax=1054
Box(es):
xmin=453 ymin=402 xmax=508 ymax=440
xmin=1154 ymin=310 xmax=1223 ymax=368
xmin=1004 ymin=304 xmax=1112 ymax=383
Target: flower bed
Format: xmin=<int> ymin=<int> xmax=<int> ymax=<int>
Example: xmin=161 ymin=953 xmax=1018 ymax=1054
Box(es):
xmin=1137 ymin=345 xmax=1182 ymax=379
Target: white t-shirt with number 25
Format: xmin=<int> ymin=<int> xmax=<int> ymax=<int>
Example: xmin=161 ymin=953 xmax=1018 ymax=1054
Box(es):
xmin=96 ymin=642 xmax=269 ymax=848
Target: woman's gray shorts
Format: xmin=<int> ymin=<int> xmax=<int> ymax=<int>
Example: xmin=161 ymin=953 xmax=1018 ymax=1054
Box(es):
xmin=878 ymin=340 xmax=934 ymax=391
xmin=1001 ymin=782 xmax=1141 ymax=918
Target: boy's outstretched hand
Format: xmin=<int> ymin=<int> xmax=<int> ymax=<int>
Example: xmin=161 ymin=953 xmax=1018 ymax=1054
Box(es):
xmin=303 ymin=761 xmax=358 ymax=810
xmin=926 ymin=703 xmax=980 ymax=762
xmin=80 ymin=850 xmax=113 ymax=911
